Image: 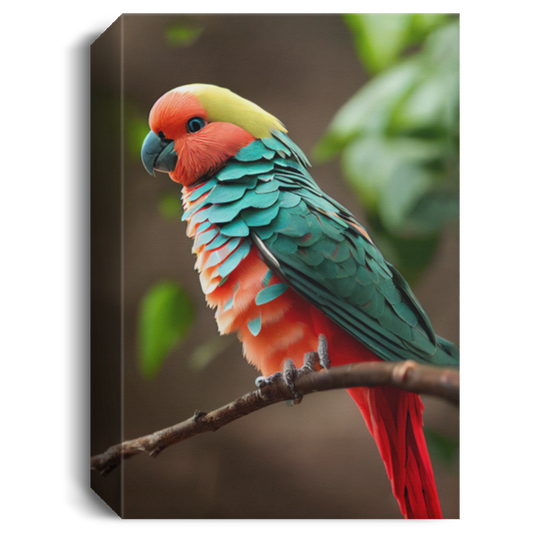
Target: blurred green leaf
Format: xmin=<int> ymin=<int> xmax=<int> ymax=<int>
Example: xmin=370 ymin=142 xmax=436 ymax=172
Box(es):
xmin=343 ymin=14 xmax=452 ymax=74
xmin=188 ymin=335 xmax=234 ymax=372
xmin=378 ymin=163 xmax=434 ymax=233
xmin=316 ymin=19 xmax=459 ymax=162
xmin=159 ymin=192 xmax=183 ymax=220
xmin=391 ymin=21 xmax=459 ymax=134
xmin=314 ymin=58 xmax=422 ymax=161
xmin=425 ymin=427 xmax=459 ymax=466
xmin=165 ymin=23 xmax=204 ymax=46
xmin=343 ymin=14 xmax=413 ymax=74
xmin=368 ymin=215 xmax=441 ymax=284
xmin=341 ymin=135 xmax=442 ymax=210
xmin=126 ymin=117 xmax=150 ymax=159
xmin=411 ymin=13 xmax=450 ymax=38
xmin=408 ymin=187 xmax=459 ymax=233
xmin=315 ymin=16 xmax=459 ymax=281
xmin=138 ymin=281 xmax=195 ymax=379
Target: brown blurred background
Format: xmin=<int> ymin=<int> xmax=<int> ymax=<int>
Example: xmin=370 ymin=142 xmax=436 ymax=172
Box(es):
xmin=91 ymin=14 xmax=458 ymax=519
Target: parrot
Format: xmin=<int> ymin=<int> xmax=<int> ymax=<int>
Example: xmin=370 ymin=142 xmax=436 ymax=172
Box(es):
xmin=141 ymin=83 xmax=459 ymax=519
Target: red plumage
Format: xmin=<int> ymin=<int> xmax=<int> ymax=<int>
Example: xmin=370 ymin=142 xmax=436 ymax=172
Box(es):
xmin=149 ymin=90 xmax=255 ymax=186
xmin=310 ymin=302 xmax=443 ymax=519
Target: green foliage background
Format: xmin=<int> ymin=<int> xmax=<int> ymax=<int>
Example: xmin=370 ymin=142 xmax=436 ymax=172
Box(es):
xmin=316 ymin=14 xmax=459 ymax=283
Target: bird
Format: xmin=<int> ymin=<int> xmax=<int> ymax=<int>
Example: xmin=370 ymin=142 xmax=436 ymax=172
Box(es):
xmin=141 ymin=83 xmax=459 ymax=519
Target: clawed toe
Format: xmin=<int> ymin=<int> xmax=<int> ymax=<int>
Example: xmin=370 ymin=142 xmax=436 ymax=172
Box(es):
xmin=255 ymin=372 xmax=282 ymax=388
xmin=318 ymin=334 xmax=330 ymax=369
xmin=255 ymin=335 xmax=330 ymax=405
xmin=282 ymin=358 xmax=301 ymax=403
xmin=301 ymin=335 xmax=329 ymax=373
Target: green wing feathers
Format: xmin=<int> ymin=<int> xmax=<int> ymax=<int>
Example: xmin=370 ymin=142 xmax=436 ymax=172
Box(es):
xmin=184 ymin=133 xmax=459 ymax=366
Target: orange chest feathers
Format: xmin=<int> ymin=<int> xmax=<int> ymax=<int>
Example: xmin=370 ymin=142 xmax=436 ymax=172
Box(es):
xmin=182 ymin=183 xmax=320 ymax=376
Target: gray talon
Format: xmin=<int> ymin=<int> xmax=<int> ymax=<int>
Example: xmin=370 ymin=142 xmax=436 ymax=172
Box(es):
xmin=318 ymin=334 xmax=330 ymax=369
xmin=255 ymin=372 xmax=281 ymax=388
xmin=302 ymin=351 xmax=318 ymax=373
xmin=283 ymin=359 xmax=299 ymax=396
xmin=281 ymin=359 xmax=302 ymax=405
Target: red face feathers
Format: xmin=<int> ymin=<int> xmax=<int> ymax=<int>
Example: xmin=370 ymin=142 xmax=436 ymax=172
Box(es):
xmin=148 ymin=90 xmax=255 ymax=186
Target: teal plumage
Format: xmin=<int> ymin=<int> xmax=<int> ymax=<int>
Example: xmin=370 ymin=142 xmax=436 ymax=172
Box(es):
xmin=182 ymin=131 xmax=459 ymax=367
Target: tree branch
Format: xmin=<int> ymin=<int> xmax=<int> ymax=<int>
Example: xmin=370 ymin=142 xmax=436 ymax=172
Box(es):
xmin=91 ymin=360 xmax=459 ymax=476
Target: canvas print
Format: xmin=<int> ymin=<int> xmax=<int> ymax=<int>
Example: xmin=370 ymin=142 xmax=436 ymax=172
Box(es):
xmin=90 ymin=14 xmax=459 ymax=519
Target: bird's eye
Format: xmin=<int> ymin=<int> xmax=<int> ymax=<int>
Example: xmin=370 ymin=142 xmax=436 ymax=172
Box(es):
xmin=186 ymin=117 xmax=206 ymax=133
xmin=157 ymin=131 xmax=166 ymax=139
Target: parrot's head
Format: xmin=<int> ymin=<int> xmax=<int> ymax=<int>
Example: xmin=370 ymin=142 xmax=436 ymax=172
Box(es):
xmin=141 ymin=84 xmax=286 ymax=186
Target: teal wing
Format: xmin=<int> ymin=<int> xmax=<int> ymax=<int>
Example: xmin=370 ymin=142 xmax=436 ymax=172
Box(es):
xmin=184 ymin=133 xmax=459 ymax=366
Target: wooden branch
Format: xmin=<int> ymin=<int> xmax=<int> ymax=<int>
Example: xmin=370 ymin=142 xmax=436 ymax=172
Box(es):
xmin=91 ymin=360 xmax=459 ymax=476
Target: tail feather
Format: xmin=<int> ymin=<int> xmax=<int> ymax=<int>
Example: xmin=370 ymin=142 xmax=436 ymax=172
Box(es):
xmin=347 ymin=385 xmax=442 ymax=519
xmin=309 ymin=307 xmax=445 ymax=518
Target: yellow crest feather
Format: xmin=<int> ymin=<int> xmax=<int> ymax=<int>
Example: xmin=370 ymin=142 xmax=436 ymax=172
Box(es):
xmin=175 ymin=84 xmax=287 ymax=139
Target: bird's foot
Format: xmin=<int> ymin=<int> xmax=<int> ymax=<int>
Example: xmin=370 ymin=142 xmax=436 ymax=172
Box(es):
xmin=255 ymin=335 xmax=330 ymax=406
xmin=255 ymin=372 xmax=282 ymax=388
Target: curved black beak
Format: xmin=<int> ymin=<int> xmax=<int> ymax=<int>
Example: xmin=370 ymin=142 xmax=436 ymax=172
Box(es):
xmin=141 ymin=130 xmax=178 ymax=176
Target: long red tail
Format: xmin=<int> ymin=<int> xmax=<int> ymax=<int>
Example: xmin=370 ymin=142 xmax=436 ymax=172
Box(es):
xmin=310 ymin=305 xmax=443 ymax=518
xmin=347 ymin=385 xmax=442 ymax=519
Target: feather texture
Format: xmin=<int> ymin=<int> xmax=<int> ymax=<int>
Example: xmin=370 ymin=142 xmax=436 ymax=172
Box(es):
xmin=182 ymin=138 xmax=458 ymax=366
xmin=146 ymin=84 xmax=459 ymax=519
